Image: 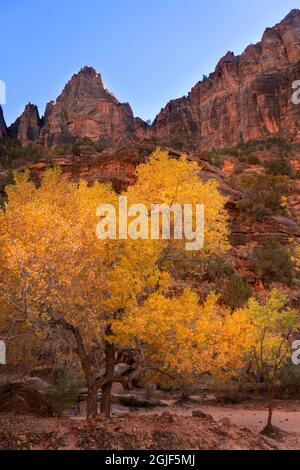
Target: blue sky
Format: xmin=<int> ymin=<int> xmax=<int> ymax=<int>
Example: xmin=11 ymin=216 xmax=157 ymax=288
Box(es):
xmin=1 ymin=0 xmax=298 ymax=125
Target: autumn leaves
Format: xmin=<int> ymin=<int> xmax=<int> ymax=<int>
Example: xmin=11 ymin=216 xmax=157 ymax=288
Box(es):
xmin=0 ymin=150 xmax=298 ymax=424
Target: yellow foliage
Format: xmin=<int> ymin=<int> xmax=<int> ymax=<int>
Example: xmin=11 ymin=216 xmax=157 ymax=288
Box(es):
xmin=0 ymin=150 xmax=231 ymax=378
xmin=126 ymin=149 xmax=230 ymax=257
xmin=112 ymin=290 xmax=256 ymax=380
xmin=240 ymin=289 xmax=298 ymax=381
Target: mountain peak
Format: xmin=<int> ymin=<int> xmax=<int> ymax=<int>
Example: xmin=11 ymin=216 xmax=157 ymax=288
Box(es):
xmin=59 ymin=65 xmax=106 ymax=99
xmin=215 ymin=51 xmax=238 ymax=71
xmin=3 ymin=10 xmax=300 ymax=150
xmin=282 ymin=9 xmax=300 ymax=24
xmin=9 ymin=102 xmax=41 ymax=144
xmin=0 ymin=106 xmax=7 ymax=138
xmin=79 ymin=65 xmax=98 ymax=74
xmin=74 ymin=66 xmax=103 ymax=84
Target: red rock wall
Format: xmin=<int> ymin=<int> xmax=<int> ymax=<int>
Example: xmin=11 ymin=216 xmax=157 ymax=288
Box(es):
xmin=151 ymin=10 xmax=300 ymax=150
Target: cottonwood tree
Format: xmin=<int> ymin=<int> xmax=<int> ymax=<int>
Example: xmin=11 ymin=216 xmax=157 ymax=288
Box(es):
xmin=241 ymin=290 xmax=298 ymax=436
xmin=0 ymin=169 xmax=120 ymax=417
xmin=0 ymin=150 xmax=229 ymax=418
xmin=112 ymin=290 xmax=256 ymax=399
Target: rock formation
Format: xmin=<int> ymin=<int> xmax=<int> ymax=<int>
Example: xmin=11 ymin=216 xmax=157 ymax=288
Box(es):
xmin=0 ymin=382 xmax=51 ymax=416
xmin=38 ymin=66 xmax=147 ymax=147
xmin=5 ymin=10 xmax=300 ymax=152
xmin=151 ymin=9 xmax=300 ymax=150
xmin=0 ymin=106 xmax=7 ymax=139
xmin=27 ymin=144 xmax=151 ymax=192
xmin=9 ymin=103 xmax=41 ymax=146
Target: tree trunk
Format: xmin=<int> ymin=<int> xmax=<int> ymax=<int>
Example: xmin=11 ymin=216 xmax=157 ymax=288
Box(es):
xmin=100 ymin=339 xmax=115 ymax=417
xmin=261 ymin=382 xmax=279 ymax=437
xmin=266 ymin=383 xmax=274 ymax=430
xmin=87 ymin=381 xmax=98 ymax=419
xmin=49 ymin=318 xmax=100 ymax=421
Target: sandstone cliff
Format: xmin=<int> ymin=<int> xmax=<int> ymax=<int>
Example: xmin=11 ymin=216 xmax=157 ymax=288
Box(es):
xmin=9 ymin=103 xmax=41 ymax=146
xmin=0 ymin=106 xmax=7 ymax=139
xmin=38 ymin=66 xmax=146 ymax=147
xmin=151 ymin=9 xmax=300 ymax=150
xmin=6 ymin=10 xmax=300 ymax=152
xmin=8 ymin=67 xmax=147 ymax=148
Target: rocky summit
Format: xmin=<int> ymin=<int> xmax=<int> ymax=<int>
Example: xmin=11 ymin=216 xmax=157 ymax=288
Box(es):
xmin=8 ymin=66 xmax=146 ymax=148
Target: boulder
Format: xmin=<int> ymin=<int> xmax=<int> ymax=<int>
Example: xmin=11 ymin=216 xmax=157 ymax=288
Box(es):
xmin=0 ymin=382 xmax=52 ymax=416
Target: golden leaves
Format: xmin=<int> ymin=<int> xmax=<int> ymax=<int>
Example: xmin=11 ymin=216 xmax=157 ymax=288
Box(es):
xmin=0 ymin=149 xmax=232 ymax=375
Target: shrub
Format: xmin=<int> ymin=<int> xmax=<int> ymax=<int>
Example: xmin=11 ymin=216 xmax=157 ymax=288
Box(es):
xmin=222 ymin=274 xmax=252 ymax=309
xmin=252 ymin=237 xmax=294 ymax=286
xmin=162 ymin=250 xmax=232 ymax=283
xmin=55 ymin=144 xmax=73 ymax=156
xmin=0 ymin=138 xmax=40 ymax=166
xmin=212 ymin=378 xmax=251 ymax=404
xmin=277 ymin=363 xmax=300 ymax=397
xmin=47 ymin=373 xmax=84 ymax=416
xmin=71 ymin=143 xmax=81 ymax=156
xmin=169 ymin=137 xmax=186 ymax=151
xmin=265 ymin=157 xmax=294 ymax=177
xmin=238 ymin=173 xmax=290 ymax=220
xmin=96 ymin=137 xmax=111 ymax=152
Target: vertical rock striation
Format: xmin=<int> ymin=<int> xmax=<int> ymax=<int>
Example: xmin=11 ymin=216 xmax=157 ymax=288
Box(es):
xmin=0 ymin=106 xmax=7 ymax=139
xmin=151 ymin=9 xmax=300 ymax=150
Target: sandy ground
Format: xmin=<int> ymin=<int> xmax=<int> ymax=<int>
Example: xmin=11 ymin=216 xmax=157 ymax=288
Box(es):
xmin=110 ymin=398 xmax=300 ymax=449
xmin=0 ymin=411 xmax=277 ymax=450
xmin=201 ymin=406 xmax=300 ymax=435
xmin=113 ymin=399 xmax=300 ymax=433
xmin=1 ymin=398 xmax=300 ymax=450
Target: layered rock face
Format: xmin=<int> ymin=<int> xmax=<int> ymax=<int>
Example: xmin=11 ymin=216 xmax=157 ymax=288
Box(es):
xmin=0 ymin=106 xmax=7 ymax=138
xmin=9 ymin=103 xmax=41 ymax=146
xmin=27 ymin=145 xmax=150 ymax=192
xmin=8 ymin=67 xmax=146 ymax=147
xmin=151 ymin=9 xmax=300 ymax=150
xmin=39 ymin=67 xmax=145 ymax=147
